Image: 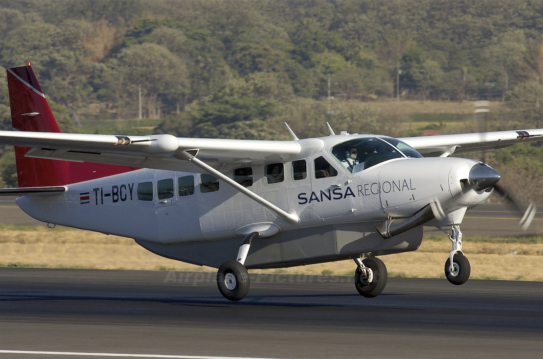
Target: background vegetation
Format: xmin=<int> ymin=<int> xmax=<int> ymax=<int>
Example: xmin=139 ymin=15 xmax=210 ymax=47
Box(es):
xmin=0 ymin=228 xmax=541 ymax=280
xmin=0 ymin=0 xmax=541 ymax=203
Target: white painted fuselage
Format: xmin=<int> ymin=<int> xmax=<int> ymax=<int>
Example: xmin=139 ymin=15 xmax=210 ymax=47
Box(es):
xmin=16 ymin=135 xmax=491 ymax=245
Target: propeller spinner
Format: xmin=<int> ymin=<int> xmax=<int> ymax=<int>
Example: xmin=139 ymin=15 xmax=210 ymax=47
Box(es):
xmin=469 ymin=163 xmax=501 ymax=191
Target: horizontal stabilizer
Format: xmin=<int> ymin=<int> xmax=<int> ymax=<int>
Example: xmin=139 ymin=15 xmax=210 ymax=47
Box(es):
xmin=0 ymin=186 xmax=66 ymax=196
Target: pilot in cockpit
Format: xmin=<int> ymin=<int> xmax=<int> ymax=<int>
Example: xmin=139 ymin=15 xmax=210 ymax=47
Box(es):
xmin=341 ymin=145 xmax=359 ymax=172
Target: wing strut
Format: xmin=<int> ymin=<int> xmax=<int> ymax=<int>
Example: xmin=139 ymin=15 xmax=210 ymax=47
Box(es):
xmin=179 ymin=151 xmax=300 ymax=224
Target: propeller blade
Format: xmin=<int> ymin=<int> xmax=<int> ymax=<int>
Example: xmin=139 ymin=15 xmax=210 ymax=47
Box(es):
xmin=430 ymin=198 xmax=446 ymax=221
xmin=493 ymin=183 xmax=537 ymax=231
xmin=519 ymin=203 xmax=537 ymax=231
xmin=474 ymin=101 xmax=490 ymax=164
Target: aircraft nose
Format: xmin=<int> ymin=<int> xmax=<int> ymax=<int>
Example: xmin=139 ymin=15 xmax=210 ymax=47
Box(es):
xmin=469 ymin=163 xmax=501 ymax=191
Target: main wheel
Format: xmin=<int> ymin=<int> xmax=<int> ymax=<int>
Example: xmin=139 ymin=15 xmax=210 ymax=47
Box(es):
xmin=354 ymin=257 xmax=388 ymax=298
xmin=445 ymin=252 xmax=470 ymax=285
xmin=217 ymin=260 xmax=250 ymax=301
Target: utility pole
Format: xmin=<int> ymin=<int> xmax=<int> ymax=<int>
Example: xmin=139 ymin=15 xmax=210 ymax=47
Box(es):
xmin=537 ymin=76 xmax=540 ymax=109
xmin=327 ymin=74 xmax=331 ymax=114
xmin=138 ymin=84 xmax=142 ymax=127
xmin=396 ymin=61 xmax=400 ymax=101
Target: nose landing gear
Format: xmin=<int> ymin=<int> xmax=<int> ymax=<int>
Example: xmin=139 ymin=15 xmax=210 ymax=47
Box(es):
xmin=439 ymin=225 xmax=471 ymax=285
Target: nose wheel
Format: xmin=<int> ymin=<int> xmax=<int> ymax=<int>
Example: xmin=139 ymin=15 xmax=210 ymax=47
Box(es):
xmin=444 ymin=252 xmax=471 ymax=285
xmin=439 ymin=225 xmax=470 ymax=285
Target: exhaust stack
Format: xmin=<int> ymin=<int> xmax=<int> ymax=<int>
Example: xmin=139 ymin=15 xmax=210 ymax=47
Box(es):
xmin=375 ymin=205 xmax=435 ymax=239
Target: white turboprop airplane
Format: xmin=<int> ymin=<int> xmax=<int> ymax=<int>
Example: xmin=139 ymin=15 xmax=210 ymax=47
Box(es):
xmin=1 ymin=63 xmax=541 ymax=301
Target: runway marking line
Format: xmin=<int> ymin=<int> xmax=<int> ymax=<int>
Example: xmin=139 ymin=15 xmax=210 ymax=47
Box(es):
xmin=470 ymin=210 xmax=541 ymax=215
xmin=0 ymin=350 xmax=274 ymax=359
xmin=465 ymin=216 xmax=542 ymax=221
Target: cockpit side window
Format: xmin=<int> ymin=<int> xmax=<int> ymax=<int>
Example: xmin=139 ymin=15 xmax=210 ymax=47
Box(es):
xmin=379 ymin=138 xmax=424 ymax=159
xmin=331 ymin=137 xmax=414 ymax=174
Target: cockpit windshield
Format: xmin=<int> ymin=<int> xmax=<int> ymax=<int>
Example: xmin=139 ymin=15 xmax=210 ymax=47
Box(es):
xmin=331 ymin=137 xmax=423 ymax=174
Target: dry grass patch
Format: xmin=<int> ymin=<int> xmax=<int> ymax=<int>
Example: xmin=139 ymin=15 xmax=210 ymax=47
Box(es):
xmin=0 ymin=228 xmax=213 ymax=272
xmin=0 ymin=228 xmax=541 ymax=281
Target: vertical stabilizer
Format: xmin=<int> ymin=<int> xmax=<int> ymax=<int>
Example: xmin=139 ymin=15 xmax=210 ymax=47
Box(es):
xmin=6 ymin=63 xmax=137 ymax=187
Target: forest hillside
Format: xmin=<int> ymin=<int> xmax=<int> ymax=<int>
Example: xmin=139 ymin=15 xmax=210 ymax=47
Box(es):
xmin=0 ymin=0 xmax=541 ymax=203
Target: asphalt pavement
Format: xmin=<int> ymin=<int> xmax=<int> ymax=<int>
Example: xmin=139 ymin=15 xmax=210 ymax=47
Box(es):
xmin=0 ymin=268 xmax=541 ymax=359
xmin=0 ymin=196 xmax=44 ymax=226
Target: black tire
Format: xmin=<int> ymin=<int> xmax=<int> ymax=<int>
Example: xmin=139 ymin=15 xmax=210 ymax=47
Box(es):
xmin=354 ymin=257 xmax=388 ymax=298
xmin=445 ymin=252 xmax=470 ymax=285
xmin=217 ymin=260 xmax=250 ymax=301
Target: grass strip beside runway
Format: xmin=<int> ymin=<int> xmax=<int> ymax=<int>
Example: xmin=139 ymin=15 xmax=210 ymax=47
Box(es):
xmin=0 ymin=228 xmax=541 ymax=281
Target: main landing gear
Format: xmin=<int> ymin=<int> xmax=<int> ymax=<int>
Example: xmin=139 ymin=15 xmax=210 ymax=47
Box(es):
xmin=354 ymin=257 xmax=388 ymax=298
xmin=439 ymin=225 xmax=471 ymax=285
xmin=217 ymin=232 xmax=258 ymax=301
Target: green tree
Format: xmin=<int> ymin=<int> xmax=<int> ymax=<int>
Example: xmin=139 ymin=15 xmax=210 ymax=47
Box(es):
xmin=230 ymin=43 xmax=284 ymax=76
xmin=125 ymin=20 xmax=229 ymax=103
xmin=283 ymin=60 xmax=319 ymax=98
xmin=483 ymin=31 xmax=526 ymax=101
xmin=312 ymin=51 xmax=349 ymax=75
xmin=153 ymin=113 xmax=194 ymax=137
xmin=413 ymin=60 xmax=444 ymax=100
xmin=291 ymin=19 xmax=346 ymax=68
xmin=0 ymin=149 xmax=17 ymax=188
xmin=187 ymin=76 xmax=281 ymax=138
xmin=191 ymin=95 xmax=275 ymax=136
xmin=0 ymin=8 xmax=24 ymax=40
xmin=244 ymin=72 xmax=294 ymax=103
xmin=333 ymin=67 xmax=392 ymax=100
xmin=506 ymin=82 xmax=543 ymax=110
xmin=113 ymin=43 xmax=189 ymax=119
xmin=1 ymin=18 xmax=100 ymax=120
xmin=444 ymin=68 xmax=477 ymax=102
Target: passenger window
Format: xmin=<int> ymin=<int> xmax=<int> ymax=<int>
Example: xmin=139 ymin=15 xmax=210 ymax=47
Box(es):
xmin=178 ymin=175 xmax=194 ymax=196
xmin=200 ymin=174 xmax=220 ymax=193
xmin=157 ymin=178 xmax=174 ymax=200
xmin=314 ymin=156 xmax=338 ymax=179
xmin=265 ymin=163 xmax=284 ymax=184
xmin=292 ymin=160 xmax=307 ymax=180
xmin=137 ymin=182 xmax=153 ymax=201
xmin=234 ymin=167 xmax=253 ymax=187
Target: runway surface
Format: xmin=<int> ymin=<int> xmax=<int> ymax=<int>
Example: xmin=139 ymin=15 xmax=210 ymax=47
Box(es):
xmin=0 ymin=268 xmax=541 ymax=359
xmin=0 ymin=197 xmax=43 ymax=226
xmin=0 ymin=196 xmax=541 ymax=237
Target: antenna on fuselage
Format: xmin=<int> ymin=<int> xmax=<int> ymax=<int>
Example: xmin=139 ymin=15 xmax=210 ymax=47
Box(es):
xmin=284 ymin=122 xmax=299 ymax=141
xmin=326 ymin=122 xmax=336 ymax=136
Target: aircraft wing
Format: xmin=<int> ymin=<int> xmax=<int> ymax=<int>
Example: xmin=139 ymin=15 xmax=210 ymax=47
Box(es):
xmin=399 ymin=129 xmax=543 ymax=157
xmin=0 ymin=131 xmax=315 ymax=172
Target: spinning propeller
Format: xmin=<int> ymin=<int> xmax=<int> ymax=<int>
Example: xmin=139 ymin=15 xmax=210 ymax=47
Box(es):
xmin=431 ymin=101 xmax=537 ymax=231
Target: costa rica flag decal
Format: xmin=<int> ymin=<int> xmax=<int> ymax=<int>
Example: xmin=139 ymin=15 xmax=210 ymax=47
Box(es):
xmin=80 ymin=192 xmax=90 ymax=204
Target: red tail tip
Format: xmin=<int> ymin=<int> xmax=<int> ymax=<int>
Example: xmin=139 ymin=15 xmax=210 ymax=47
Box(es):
xmin=27 ymin=62 xmax=31 ymax=66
